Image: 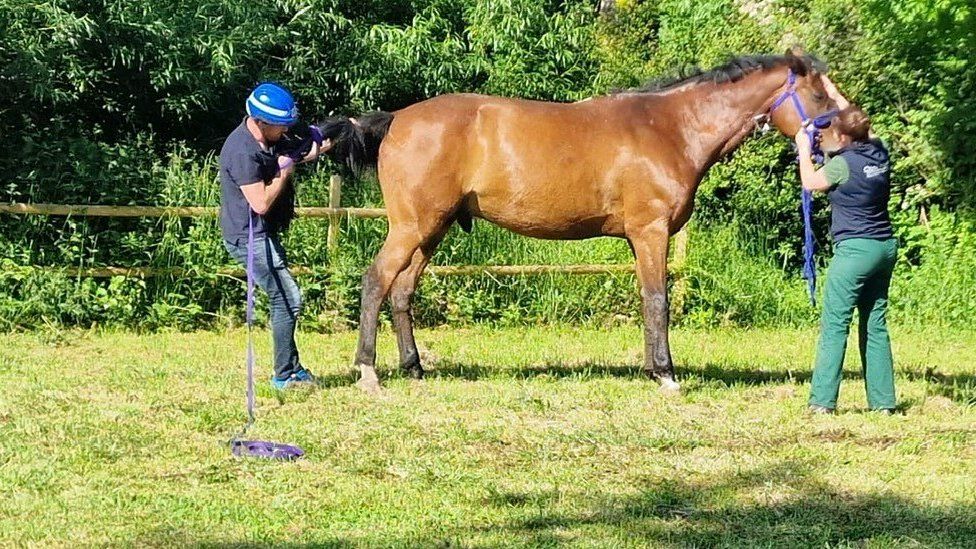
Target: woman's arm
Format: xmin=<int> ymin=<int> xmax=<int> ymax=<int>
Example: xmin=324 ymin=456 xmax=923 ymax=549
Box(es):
xmin=794 ymin=130 xmax=833 ymax=192
xmin=820 ymin=75 xmax=850 ymax=110
xmin=822 ymin=76 xmax=882 ymax=141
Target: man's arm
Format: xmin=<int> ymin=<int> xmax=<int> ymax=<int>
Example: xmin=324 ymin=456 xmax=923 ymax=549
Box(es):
xmin=240 ymin=157 xmax=295 ymax=215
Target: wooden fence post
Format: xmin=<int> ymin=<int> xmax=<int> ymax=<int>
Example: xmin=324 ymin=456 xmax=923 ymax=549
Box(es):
xmin=327 ymin=175 xmax=342 ymax=257
xmin=670 ymin=228 xmax=690 ymax=319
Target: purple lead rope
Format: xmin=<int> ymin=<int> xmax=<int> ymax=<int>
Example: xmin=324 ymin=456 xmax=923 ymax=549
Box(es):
xmin=770 ymin=70 xmax=837 ymax=306
xmin=796 ymin=112 xmax=833 ymax=308
xmin=246 ymin=211 xmax=256 ymax=424
xmin=801 ymin=189 xmax=816 ymax=306
xmin=229 ymin=211 xmax=304 ymax=460
xmin=228 ymin=212 xmax=258 ymax=447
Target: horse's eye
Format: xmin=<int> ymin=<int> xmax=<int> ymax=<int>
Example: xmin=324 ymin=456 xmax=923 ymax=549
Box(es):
xmin=813 ymin=92 xmax=826 ymax=102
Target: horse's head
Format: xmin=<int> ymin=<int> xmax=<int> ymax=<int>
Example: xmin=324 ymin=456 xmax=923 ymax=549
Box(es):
xmin=766 ymin=47 xmax=835 ymax=138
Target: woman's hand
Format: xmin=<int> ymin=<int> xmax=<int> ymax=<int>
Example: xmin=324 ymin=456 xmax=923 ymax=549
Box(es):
xmin=820 ymin=75 xmax=840 ymax=97
xmin=794 ymin=128 xmax=813 ymax=156
xmin=820 ymin=75 xmax=851 ymax=110
xmin=794 ymin=128 xmax=832 ymax=192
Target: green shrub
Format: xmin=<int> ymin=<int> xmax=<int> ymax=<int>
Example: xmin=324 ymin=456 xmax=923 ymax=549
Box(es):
xmin=1 ymin=0 xmax=973 ymax=330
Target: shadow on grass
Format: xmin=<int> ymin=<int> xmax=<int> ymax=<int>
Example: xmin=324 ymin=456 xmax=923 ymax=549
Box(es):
xmin=312 ymin=371 xmax=361 ymax=389
xmin=139 ymin=461 xmax=976 ymax=547
xmin=422 ymin=358 xmax=816 ymax=386
xmin=423 ymin=360 xmax=644 ymax=381
xmin=253 ymin=372 xmax=360 ymax=400
xmin=486 ymin=463 xmax=976 ymax=547
xmin=418 ymin=359 xmax=975 ymax=405
xmin=904 ymin=369 xmax=976 ymax=406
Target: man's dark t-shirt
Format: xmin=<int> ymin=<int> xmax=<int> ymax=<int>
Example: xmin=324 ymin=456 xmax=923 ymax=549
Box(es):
xmin=219 ymin=120 xmax=293 ymax=243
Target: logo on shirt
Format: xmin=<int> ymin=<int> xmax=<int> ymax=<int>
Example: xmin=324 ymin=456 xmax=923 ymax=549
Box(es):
xmin=863 ymin=163 xmax=889 ymax=178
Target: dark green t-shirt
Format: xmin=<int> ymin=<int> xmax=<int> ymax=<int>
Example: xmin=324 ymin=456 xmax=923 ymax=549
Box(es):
xmin=823 ymin=139 xmax=893 ymax=243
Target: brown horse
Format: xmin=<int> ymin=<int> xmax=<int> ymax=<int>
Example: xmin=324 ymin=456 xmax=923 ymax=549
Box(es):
xmin=325 ymin=51 xmax=834 ymax=393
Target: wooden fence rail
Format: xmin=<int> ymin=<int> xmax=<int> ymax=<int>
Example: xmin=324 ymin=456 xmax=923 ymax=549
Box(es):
xmin=0 ymin=174 xmax=689 ymax=282
xmin=0 ymin=203 xmax=387 ymax=219
xmin=0 ymin=264 xmax=641 ymax=279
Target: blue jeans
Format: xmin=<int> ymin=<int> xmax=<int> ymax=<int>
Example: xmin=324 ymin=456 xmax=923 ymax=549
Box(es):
xmin=225 ymin=234 xmax=303 ymax=380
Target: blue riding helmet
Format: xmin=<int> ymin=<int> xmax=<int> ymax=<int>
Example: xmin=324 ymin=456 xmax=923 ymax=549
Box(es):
xmin=246 ymin=82 xmax=299 ymax=126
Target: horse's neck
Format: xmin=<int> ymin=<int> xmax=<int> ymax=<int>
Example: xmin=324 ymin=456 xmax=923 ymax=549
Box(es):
xmin=672 ymin=68 xmax=788 ymax=178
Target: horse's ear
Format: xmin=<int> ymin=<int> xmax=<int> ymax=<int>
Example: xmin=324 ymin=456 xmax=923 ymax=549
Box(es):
xmin=784 ymin=45 xmax=810 ymax=75
xmin=809 ymin=56 xmax=828 ymax=75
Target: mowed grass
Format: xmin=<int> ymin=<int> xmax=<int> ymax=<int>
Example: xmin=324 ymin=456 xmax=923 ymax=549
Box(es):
xmin=1 ymin=325 xmax=974 ymax=547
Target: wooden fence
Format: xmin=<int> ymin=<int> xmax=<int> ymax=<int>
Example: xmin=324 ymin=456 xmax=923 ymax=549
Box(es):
xmin=0 ymin=175 xmax=690 ymax=279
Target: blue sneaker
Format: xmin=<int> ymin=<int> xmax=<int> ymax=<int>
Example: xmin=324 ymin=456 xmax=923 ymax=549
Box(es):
xmin=293 ymin=369 xmax=316 ymax=383
xmin=270 ymin=369 xmax=316 ymax=390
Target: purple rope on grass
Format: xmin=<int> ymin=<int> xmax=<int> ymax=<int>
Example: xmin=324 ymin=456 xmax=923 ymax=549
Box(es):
xmin=228 ymin=211 xmax=304 ymax=461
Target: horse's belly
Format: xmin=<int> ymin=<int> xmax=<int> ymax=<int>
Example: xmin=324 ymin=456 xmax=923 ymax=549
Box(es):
xmin=466 ymin=189 xmax=619 ymax=240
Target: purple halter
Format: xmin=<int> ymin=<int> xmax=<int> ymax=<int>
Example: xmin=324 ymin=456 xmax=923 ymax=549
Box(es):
xmin=769 ymin=69 xmax=838 ymax=306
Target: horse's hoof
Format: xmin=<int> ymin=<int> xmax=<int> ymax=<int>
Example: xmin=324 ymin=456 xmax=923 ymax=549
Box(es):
xmin=356 ymin=377 xmax=383 ymax=395
xmin=356 ymin=364 xmax=383 ymax=395
xmin=658 ymin=377 xmax=681 ymax=394
xmin=402 ymin=365 xmax=425 ymax=380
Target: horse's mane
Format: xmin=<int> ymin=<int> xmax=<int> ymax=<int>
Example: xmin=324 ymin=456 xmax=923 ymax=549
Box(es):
xmin=619 ymin=53 xmax=827 ymax=94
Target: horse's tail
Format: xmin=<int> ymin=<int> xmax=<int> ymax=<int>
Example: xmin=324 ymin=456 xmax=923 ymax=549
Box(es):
xmin=317 ymin=111 xmax=395 ymax=176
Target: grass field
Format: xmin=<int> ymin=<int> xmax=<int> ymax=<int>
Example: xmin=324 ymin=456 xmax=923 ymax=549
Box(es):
xmin=1 ymin=325 xmax=974 ymax=547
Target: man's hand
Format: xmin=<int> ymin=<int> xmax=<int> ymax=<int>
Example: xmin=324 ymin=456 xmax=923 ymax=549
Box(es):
xmin=277 ymin=155 xmax=296 ymax=177
xmin=300 ymin=138 xmax=333 ymax=164
xmin=301 ymin=141 xmax=320 ymax=164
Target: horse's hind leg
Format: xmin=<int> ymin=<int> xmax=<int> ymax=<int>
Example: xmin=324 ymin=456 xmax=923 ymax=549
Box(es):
xmin=391 ymin=227 xmax=448 ymax=379
xmin=354 ymin=227 xmax=426 ymax=393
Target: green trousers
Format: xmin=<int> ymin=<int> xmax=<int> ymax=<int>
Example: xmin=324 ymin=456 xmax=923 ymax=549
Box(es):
xmin=810 ymin=237 xmax=898 ymax=410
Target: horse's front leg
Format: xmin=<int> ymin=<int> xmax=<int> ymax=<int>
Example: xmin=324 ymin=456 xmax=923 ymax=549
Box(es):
xmin=628 ymin=221 xmax=680 ymax=392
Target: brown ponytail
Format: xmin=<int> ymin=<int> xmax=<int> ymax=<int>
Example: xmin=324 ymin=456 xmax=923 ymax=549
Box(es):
xmin=834 ymin=106 xmax=871 ymax=142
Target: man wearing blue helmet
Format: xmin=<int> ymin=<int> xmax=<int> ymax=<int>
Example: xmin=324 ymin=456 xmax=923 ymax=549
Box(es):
xmin=219 ymin=82 xmax=330 ymax=389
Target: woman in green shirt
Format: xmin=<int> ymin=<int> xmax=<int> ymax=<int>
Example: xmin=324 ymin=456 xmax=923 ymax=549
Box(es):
xmin=794 ymin=76 xmax=897 ymax=415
